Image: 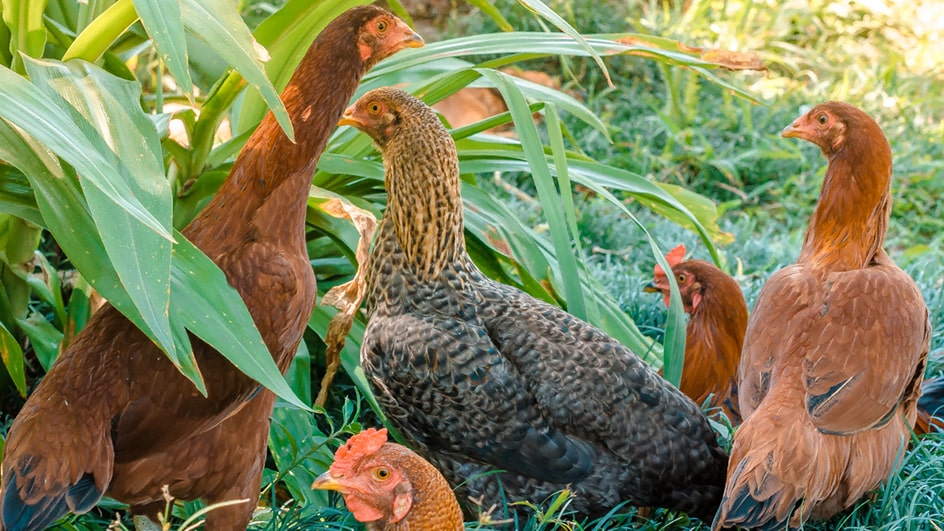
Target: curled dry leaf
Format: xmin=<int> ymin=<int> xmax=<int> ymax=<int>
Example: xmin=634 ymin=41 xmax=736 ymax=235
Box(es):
xmin=615 ymin=35 xmax=767 ymax=71
xmin=315 ymin=197 xmax=378 ymax=407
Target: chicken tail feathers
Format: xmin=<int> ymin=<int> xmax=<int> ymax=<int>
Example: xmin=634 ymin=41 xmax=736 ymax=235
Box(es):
xmin=1 ymin=471 xmax=103 ymax=531
xmin=915 ymin=377 xmax=944 ymax=434
xmin=711 ymin=453 xmax=798 ymax=531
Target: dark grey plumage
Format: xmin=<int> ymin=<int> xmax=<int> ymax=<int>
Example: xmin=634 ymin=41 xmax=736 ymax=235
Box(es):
xmin=344 ymin=87 xmax=728 ymax=521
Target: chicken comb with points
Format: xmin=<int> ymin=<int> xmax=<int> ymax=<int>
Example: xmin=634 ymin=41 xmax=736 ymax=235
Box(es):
xmin=654 ymin=244 xmax=687 ymax=277
xmin=331 ymin=428 xmax=389 ymax=476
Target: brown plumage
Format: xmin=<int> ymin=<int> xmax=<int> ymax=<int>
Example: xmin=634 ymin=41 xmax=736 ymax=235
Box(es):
xmin=312 ymin=428 xmax=463 ymax=530
xmin=0 ymin=8 xmax=422 ymax=530
xmin=342 ymin=87 xmax=728 ymax=522
xmin=712 ymin=102 xmax=931 ymax=530
xmin=645 ymin=244 xmax=746 ymax=424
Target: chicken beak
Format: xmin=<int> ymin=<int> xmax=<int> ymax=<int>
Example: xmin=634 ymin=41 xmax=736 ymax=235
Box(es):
xmin=394 ymin=19 xmax=425 ymax=50
xmin=403 ymin=30 xmax=425 ymax=49
xmin=311 ymin=471 xmax=349 ymax=493
xmin=780 ymin=120 xmax=803 ymax=139
xmin=337 ymin=106 xmax=362 ymax=129
xmin=643 ymin=282 xmax=660 ymax=293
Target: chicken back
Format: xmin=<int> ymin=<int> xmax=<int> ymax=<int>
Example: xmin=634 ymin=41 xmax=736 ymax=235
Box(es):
xmin=311 ymin=428 xmax=464 ymax=531
xmin=341 ymin=87 xmax=728 ymax=522
xmin=0 ymin=7 xmax=422 ymax=531
xmin=645 ymin=244 xmax=746 ymax=424
xmin=712 ymin=102 xmax=931 ymax=530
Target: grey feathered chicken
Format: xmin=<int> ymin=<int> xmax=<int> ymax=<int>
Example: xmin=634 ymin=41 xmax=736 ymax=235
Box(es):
xmin=339 ymin=87 xmax=728 ymax=521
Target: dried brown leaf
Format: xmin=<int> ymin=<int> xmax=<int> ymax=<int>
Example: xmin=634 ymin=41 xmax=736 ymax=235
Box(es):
xmin=315 ymin=198 xmax=378 ymax=407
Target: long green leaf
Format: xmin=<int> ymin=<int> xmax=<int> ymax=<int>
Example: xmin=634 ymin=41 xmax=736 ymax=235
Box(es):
xmin=0 ymin=165 xmax=42 ymax=226
xmin=0 ymin=320 xmax=26 ymax=396
xmin=181 ymin=0 xmax=292 ymax=139
xmin=133 ymin=0 xmax=193 ymax=93
xmin=517 ymin=0 xmax=612 ymax=86
xmin=483 ymin=68 xmax=588 ymax=319
xmin=0 ymin=63 xmax=173 ymax=240
xmin=22 ymin=57 xmax=176 ymax=362
xmin=172 ymin=233 xmax=309 ymax=410
xmin=2 ymin=0 xmax=47 ymax=73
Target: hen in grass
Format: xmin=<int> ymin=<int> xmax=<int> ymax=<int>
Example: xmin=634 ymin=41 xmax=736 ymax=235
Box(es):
xmin=312 ymin=428 xmax=463 ymax=530
xmin=712 ymin=102 xmax=931 ymax=530
xmin=645 ymin=244 xmax=746 ymax=424
xmin=0 ymin=7 xmax=422 ymax=531
xmin=342 ymin=87 xmax=728 ymax=522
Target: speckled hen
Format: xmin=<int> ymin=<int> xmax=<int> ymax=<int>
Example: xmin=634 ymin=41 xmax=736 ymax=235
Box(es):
xmin=340 ymin=87 xmax=728 ymax=521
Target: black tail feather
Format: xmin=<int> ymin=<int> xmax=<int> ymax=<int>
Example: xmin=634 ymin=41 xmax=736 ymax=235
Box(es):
xmin=2 ymin=472 xmax=102 ymax=531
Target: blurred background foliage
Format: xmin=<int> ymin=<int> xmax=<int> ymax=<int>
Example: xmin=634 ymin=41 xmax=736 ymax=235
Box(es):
xmin=0 ymin=0 xmax=941 ymax=529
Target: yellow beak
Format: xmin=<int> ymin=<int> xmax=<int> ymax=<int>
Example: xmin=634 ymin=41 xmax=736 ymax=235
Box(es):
xmin=337 ymin=106 xmax=361 ymax=128
xmin=311 ymin=471 xmax=348 ymax=493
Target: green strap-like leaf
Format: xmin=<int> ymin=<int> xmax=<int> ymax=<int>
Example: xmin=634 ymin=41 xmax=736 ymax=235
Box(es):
xmin=21 ymin=57 xmax=176 ymax=361
xmin=181 ymin=0 xmax=292 ymax=140
xmin=483 ymin=68 xmax=589 ymax=320
xmin=0 ymin=319 xmax=26 ymax=396
xmin=133 ymin=0 xmax=193 ymax=94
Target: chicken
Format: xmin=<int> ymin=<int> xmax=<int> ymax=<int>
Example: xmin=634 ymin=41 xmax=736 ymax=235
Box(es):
xmin=644 ymin=244 xmax=746 ymax=424
xmin=340 ymin=87 xmax=728 ymax=521
xmin=712 ymin=102 xmax=931 ymax=530
xmin=311 ymin=428 xmax=463 ymax=530
xmin=916 ymin=377 xmax=944 ymax=434
xmin=0 ymin=8 xmax=422 ymax=530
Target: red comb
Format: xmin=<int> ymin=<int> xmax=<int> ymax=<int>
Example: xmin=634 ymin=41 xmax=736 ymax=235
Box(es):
xmin=653 ymin=244 xmax=687 ymax=277
xmin=330 ymin=428 xmax=388 ymax=476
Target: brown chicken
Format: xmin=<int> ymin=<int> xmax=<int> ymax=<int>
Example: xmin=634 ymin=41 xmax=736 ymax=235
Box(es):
xmin=712 ymin=102 xmax=931 ymax=530
xmin=645 ymin=244 xmax=746 ymax=424
xmin=311 ymin=428 xmax=463 ymax=530
xmin=342 ymin=87 xmax=727 ymax=521
xmin=648 ymin=245 xmax=944 ymax=435
xmin=0 ymin=7 xmax=422 ymax=531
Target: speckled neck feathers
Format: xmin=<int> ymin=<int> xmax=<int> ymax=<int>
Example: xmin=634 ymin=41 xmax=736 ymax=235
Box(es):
xmin=799 ymin=119 xmax=892 ymax=273
xmin=377 ymin=101 xmax=466 ymax=280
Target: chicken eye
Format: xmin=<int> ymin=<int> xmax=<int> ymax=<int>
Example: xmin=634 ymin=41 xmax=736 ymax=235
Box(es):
xmin=377 ymin=19 xmax=388 ymax=33
xmin=373 ymin=468 xmax=390 ymax=481
xmin=817 ymin=113 xmax=828 ymax=125
xmin=677 ymin=274 xmax=686 ymax=283
xmin=368 ymin=102 xmax=382 ymax=115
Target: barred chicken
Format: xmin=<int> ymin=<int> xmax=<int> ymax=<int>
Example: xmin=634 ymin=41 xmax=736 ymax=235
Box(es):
xmin=341 ymin=87 xmax=728 ymax=521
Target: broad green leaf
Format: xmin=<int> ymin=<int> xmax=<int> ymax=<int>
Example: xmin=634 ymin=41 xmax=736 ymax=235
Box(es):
xmin=171 ymin=233 xmax=309 ymax=411
xmin=0 ymin=319 xmax=26 ymax=396
xmin=0 ymin=62 xmax=172 ymax=240
xmin=2 ymin=0 xmax=47 ymax=73
xmin=133 ymin=0 xmax=193 ymax=93
xmin=517 ymin=0 xmax=612 ymax=86
xmin=16 ymin=313 xmax=62 ymax=372
xmin=62 ymin=0 xmax=137 ymax=64
xmin=22 ymin=57 xmax=176 ymax=361
xmin=0 ymin=166 xmax=42 ymax=226
xmin=181 ymin=0 xmax=292 ymax=139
